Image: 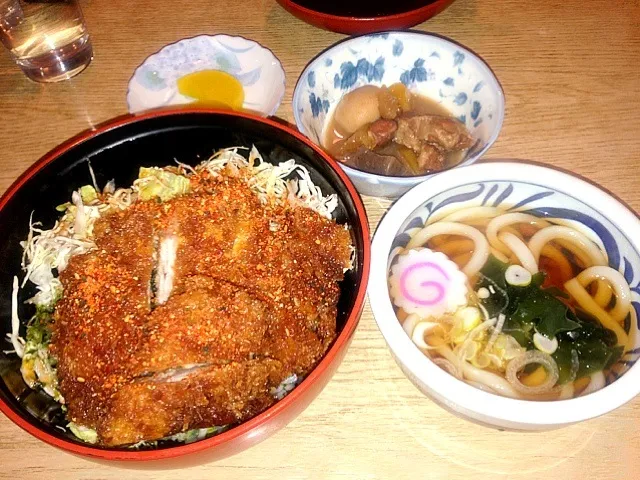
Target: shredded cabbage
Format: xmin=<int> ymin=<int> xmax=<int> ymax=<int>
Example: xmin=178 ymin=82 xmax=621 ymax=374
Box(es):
xmin=79 ymin=185 xmax=98 ymax=204
xmin=21 ymin=347 xmax=63 ymax=402
xmin=68 ymin=423 xmax=98 ymax=444
xmin=198 ymin=147 xmax=339 ymax=219
xmin=270 ymin=373 xmax=298 ymax=400
xmin=134 ymin=167 xmax=191 ymax=202
xmin=5 ymin=277 xmax=24 ymax=357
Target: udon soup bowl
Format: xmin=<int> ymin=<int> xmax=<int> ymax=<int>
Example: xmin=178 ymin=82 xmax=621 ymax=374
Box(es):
xmin=292 ymin=31 xmax=505 ymax=198
xmin=368 ymin=162 xmax=640 ymax=430
xmin=0 ymin=108 xmax=370 ymax=464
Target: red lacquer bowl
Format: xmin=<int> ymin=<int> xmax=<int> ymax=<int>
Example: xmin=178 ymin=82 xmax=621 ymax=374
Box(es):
xmin=276 ymin=0 xmax=456 ymax=35
xmin=0 ymin=108 xmax=370 ymax=465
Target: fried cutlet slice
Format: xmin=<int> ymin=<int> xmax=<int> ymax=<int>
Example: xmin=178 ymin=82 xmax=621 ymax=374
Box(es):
xmin=156 ymin=181 xmax=352 ymax=372
xmin=129 ymin=279 xmax=270 ymax=377
xmin=51 ymin=251 xmax=150 ymax=427
xmin=266 ymin=207 xmax=352 ymax=341
xmin=99 ymin=359 xmax=286 ymax=446
xmin=52 ymin=252 xmax=149 ymax=379
xmin=92 ymin=207 xmax=156 ymax=285
xmin=168 ymin=274 xmax=332 ymax=376
xmin=164 ymin=181 xmax=352 ymax=338
xmin=165 ymin=183 xmax=263 ymax=289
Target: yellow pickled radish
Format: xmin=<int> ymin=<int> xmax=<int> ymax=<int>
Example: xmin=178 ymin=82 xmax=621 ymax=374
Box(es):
xmin=177 ymin=70 xmax=244 ymax=110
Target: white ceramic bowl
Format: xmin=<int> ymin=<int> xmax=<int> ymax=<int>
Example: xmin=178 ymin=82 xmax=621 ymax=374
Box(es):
xmin=127 ymin=35 xmax=286 ymax=116
xmin=368 ymin=162 xmax=640 ymax=429
xmin=292 ymin=31 xmax=505 ymax=198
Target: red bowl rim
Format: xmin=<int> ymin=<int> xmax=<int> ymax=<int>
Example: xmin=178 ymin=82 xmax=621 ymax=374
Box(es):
xmin=276 ymin=0 xmax=456 ymax=33
xmin=0 ymin=107 xmax=371 ymax=461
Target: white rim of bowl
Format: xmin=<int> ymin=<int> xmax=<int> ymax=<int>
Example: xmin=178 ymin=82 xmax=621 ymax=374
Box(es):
xmin=369 ymin=161 xmax=640 ymax=426
xmin=292 ymin=30 xmax=505 ymax=184
xmin=126 ymin=34 xmax=286 ymax=117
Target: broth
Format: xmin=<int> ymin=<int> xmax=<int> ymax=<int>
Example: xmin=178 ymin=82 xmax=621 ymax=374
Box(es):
xmin=390 ymin=207 xmax=630 ymax=400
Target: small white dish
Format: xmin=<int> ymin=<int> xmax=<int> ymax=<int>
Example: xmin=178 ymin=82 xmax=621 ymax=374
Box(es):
xmin=127 ymin=35 xmax=286 ymax=116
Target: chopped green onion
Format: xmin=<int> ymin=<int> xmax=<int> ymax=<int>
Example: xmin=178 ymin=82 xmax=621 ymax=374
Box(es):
xmin=533 ymin=332 xmax=559 ymax=354
xmin=505 ymin=264 xmax=532 ymax=287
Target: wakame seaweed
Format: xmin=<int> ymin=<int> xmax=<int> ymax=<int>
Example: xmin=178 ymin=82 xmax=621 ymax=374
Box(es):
xmin=476 ymin=256 xmax=623 ymax=383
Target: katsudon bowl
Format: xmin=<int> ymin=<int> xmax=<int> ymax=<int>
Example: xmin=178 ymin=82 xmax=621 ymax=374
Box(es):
xmin=0 ymin=108 xmax=370 ymax=464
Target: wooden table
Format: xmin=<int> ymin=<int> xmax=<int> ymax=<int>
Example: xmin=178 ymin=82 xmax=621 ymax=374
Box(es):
xmin=1 ymin=0 xmax=640 ymax=478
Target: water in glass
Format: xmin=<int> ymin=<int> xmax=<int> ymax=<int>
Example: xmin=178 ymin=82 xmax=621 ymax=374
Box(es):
xmin=0 ymin=0 xmax=93 ymax=82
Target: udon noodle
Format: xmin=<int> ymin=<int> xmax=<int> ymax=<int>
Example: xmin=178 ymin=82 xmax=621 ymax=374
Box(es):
xmin=389 ymin=207 xmax=633 ymax=400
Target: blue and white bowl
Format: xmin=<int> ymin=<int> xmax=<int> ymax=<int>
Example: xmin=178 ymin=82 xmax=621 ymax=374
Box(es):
xmin=292 ymin=31 xmax=505 ymax=198
xmin=369 ymin=162 xmax=640 ymax=430
xmin=127 ymin=35 xmax=286 ymax=116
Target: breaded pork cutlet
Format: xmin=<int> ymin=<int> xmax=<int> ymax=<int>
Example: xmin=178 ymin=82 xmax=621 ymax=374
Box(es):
xmin=50 ymin=170 xmax=353 ymax=446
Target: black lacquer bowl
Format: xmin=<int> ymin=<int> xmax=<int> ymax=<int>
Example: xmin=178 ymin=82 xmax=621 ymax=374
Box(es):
xmin=0 ymin=109 xmax=370 ymax=463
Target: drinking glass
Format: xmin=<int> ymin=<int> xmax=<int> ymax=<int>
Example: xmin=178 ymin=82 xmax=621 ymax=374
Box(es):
xmin=0 ymin=0 xmax=93 ymax=82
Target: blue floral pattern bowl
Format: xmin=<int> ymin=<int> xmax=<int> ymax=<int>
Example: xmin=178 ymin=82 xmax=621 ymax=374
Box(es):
xmin=369 ymin=162 xmax=640 ymax=429
xmin=127 ymin=35 xmax=286 ymax=116
xmin=292 ymin=31 xmax=505 ymax=197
